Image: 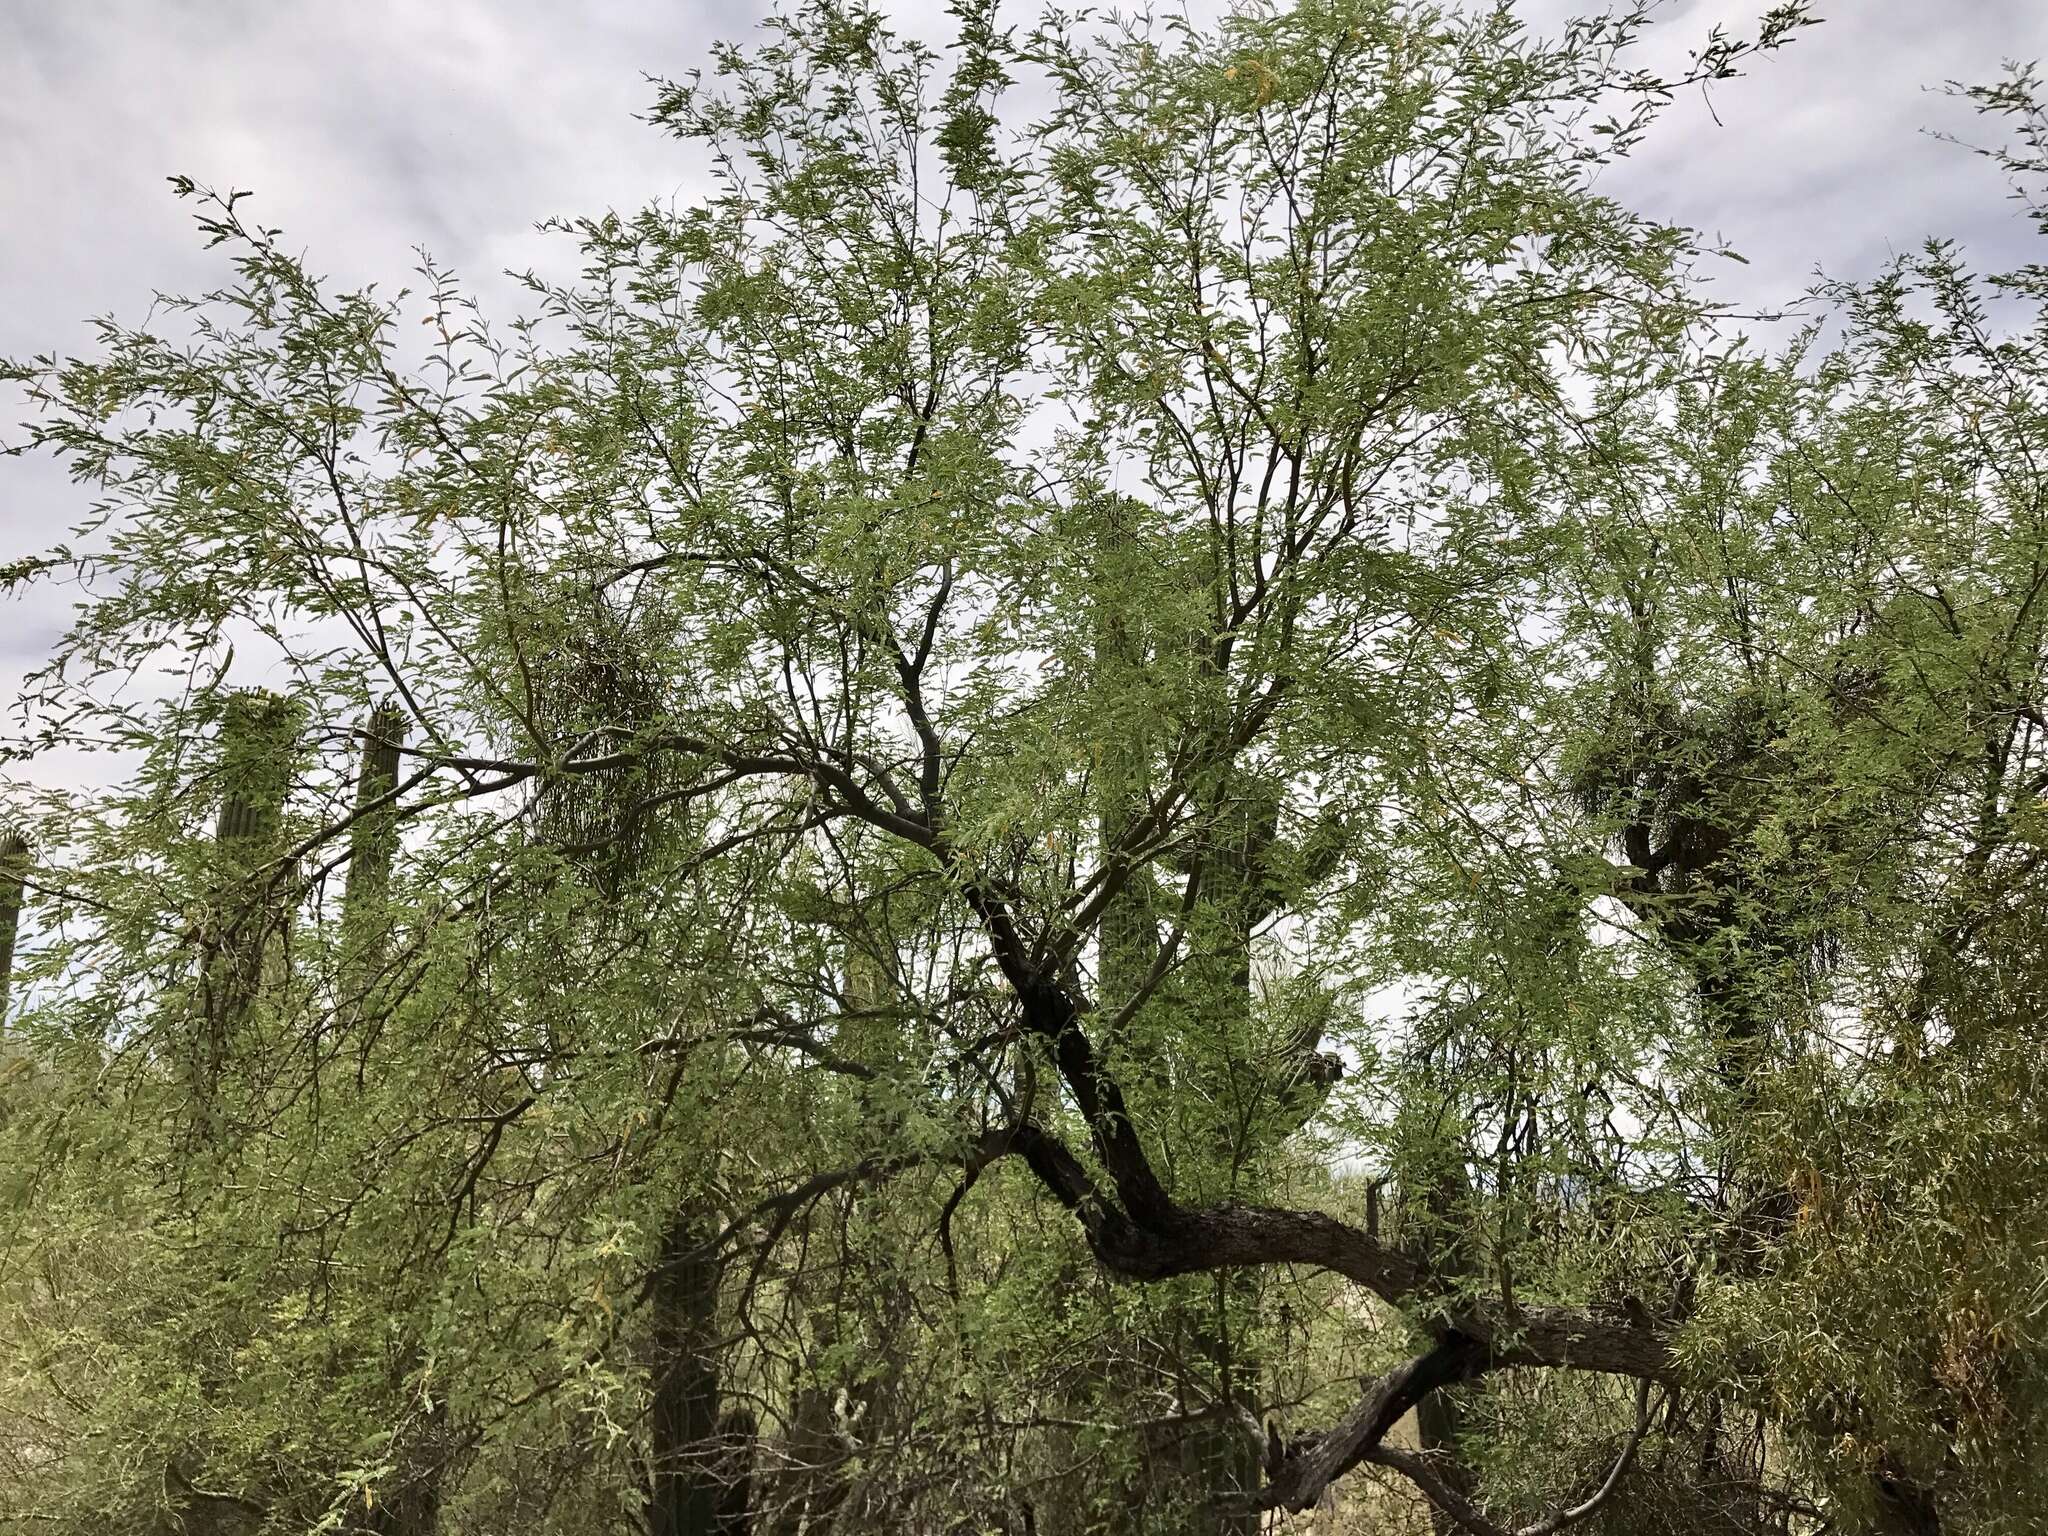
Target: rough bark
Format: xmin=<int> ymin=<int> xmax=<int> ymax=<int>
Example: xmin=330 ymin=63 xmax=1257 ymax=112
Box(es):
xmin=713 ymin=1409 xmax=756 ymax=1536
xmin=649 ymin=1205 xmax=727 ymax=1536
xmin=1602 ymin=694 xmax=1943 ymax=1534
xmin=363 ymin=1451 xmax=444 ymax=1536
xmin=1259 ymin=1333 xmax=1486 ymax=1513
xmin=1872 ymin=1467 xmax=1942 ymax=1536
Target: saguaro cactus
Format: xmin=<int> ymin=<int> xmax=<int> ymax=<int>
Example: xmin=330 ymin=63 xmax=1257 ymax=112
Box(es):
xmin=347 ymin=702 xmax=443 ymax=1533
xmin=213 ymin=692 xmax=300 ymax=847
xmin=0 ymin=830 xmax=28 ymax=1022
xmin=340 ymin=700 xmax=408 ymax=1007
xmin=0 ymin=830 xmax=30 ymax=1131
xmin=197 ymin=689 xmax=302 ymax=1086
xmin=1086 ymin=486 xmax=1354 ymax=1533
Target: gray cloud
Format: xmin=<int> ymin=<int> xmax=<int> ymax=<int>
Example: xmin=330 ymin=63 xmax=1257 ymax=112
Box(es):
xmin=4 ymin=0 xmax=2045 ymax=788
xmin=1588 ymin=0 xmax=2048 ymax=304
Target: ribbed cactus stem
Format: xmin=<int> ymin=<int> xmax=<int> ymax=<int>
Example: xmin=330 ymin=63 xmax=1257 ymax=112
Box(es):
xmin=0 ymin=831 xmax=29 ymax=1023
xmin=213 ymin=691 xmax=300 ymax=855
xmin=1090 ymin=496 xmax=1273 ymax=1535
xmin=1093 ymin=494 xmax=1158 ymax=1019
xmin=345 ymin=702 xmax=407 ymax=890
xmin=340 ymin=701 xmax=408 ymax=1002
xmin=200 ymin=689 xmax=302 ymax=1072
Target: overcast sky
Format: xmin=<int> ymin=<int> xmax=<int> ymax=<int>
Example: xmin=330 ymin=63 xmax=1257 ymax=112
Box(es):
xmin=3 ymin=0 xmax=2046 ymax=788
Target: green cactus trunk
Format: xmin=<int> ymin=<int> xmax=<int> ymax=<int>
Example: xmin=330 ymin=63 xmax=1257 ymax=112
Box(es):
xmin=195 ymin=689 xmax=301 ymax=1110
xmin=158 ymin=693 xmax=303 ymax=1536
xmin=1089 ymin=496 xmax=1267 ymax=1536
xmin=1175 ymin=795 xmax=1263 ymax=1536
xmin=339 ymin=700 xmax=408 ymax=1013
xmin=0 ymin=831 xmax=28 ymax=1023
xmin=537 ymin=650 xmax=756 ymax=1536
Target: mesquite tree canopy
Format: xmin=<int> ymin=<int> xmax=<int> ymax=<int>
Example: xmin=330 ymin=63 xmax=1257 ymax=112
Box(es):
xmin=3 ymin=3 xmax=2046 ymax=1533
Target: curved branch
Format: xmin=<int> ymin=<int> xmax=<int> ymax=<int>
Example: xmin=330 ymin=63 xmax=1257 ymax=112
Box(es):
xmin=1256 ymin=1333 xmax=1485 ymax=1512
xmin=1361 ymin=1381 xmax=1658 ymax=1536
xmin=1361 ymin=1446 xmax=1511 ymax=1536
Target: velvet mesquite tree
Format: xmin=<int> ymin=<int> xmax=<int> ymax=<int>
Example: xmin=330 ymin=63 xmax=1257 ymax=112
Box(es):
xmin=10 ymin=2 xmax=2048 ymax=1533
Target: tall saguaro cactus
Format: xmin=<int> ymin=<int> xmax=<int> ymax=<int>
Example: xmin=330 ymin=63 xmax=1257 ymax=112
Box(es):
xmin=0 ymin=830 xmax=28 ymax=1023
xmin=196 ymin=689 xmax=301 ymax=1095
xmin=531 ymin=587 xmax=756 ymax=1535
xmin=340 ymin=700 xmax=409 ymax=1008
xmin=151 ymin=694 xmax=304 ymax=1536
xmin=334 ymin=699 xmax=451 ymax=1536
xmin=1088 ymin=491 xmax=1347 ymax=1534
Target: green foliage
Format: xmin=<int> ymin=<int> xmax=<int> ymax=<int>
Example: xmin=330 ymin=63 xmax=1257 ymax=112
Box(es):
xmin=6 ymin=3 xmax=2047 ymax=1534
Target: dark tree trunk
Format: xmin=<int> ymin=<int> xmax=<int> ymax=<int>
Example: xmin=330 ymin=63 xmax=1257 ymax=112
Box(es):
xmin=649 ymin=1205 xmax=727 ymax=1536
xmin=364 ymin=1448 xmax=444 ymax=1536
xmin=713 ymin=1409 xmax=756 ymax=1536
xmin=1872 ymin=1467 xmax=1941 ymax=1536
xmin=776 ymin=1376 xmax=848 ymax=1535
